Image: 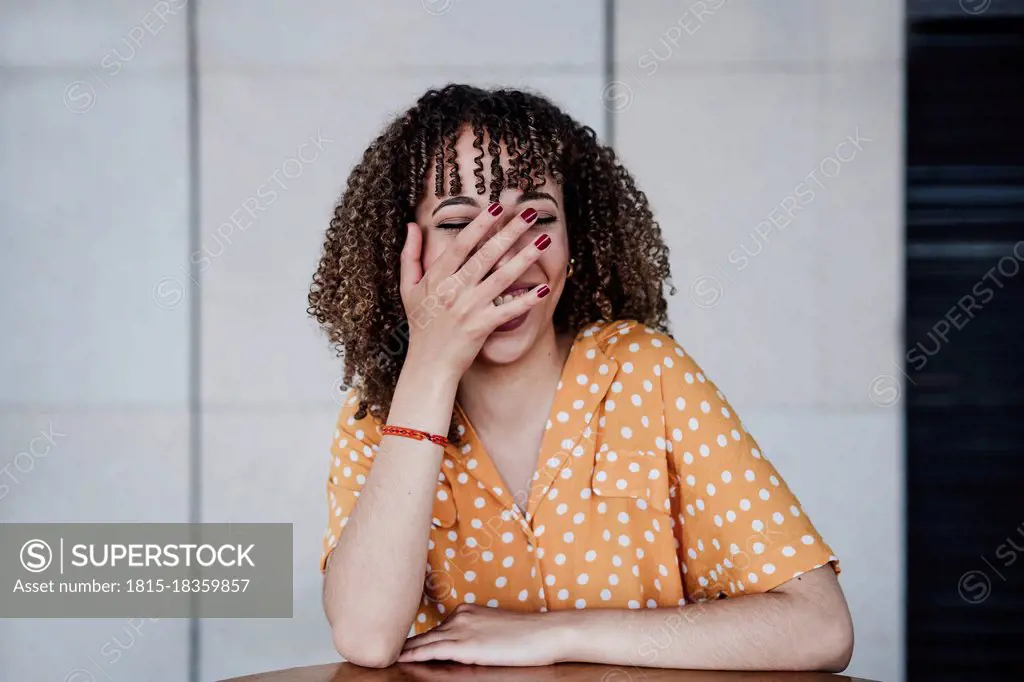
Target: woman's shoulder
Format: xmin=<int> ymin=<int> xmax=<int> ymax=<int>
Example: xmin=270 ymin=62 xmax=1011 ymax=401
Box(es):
xmin=583 ymin=318 xmax=686 ymax=362
xmin=578 ymin=318 xmax=714 ymax=393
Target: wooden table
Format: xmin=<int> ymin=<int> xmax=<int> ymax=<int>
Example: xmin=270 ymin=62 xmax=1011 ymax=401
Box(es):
xmin=222 ymin=663 xmax=878 ymax=681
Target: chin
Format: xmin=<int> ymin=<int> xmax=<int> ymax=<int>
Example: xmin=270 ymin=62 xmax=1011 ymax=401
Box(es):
xmin=478 ymin=312 xmax=546 ymax=365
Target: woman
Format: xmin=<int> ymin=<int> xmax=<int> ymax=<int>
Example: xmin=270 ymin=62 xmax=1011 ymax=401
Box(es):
xmin=309 ymin=84 xmax=853 ymax=670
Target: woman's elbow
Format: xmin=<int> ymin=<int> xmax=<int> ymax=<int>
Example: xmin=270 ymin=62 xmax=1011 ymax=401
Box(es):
xmin=816 ymin=609 xmax=855 ymax=672
xmin=331 ymin=624 xmax=403 ymax=669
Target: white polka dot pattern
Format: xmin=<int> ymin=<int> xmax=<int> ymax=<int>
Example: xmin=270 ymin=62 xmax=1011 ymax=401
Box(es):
xmin=320 ymin=320 xmax=839 ymax=634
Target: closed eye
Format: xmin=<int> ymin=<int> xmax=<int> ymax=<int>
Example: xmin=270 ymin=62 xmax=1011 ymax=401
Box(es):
xmin=437 ymin=221 xmax=471 ymax=231
xmin=437 ymin=215 xmax=558 ymax=232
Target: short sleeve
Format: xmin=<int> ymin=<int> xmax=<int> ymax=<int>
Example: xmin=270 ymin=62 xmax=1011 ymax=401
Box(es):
xmin=658 ymin=337 xmax=839 ymax=600
xmin=319 ymin=391 xmax=382 ymax=572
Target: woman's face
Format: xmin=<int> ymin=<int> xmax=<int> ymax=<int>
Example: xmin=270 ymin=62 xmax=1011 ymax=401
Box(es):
xmin=413 ymin=128 xmax=569 ymax=366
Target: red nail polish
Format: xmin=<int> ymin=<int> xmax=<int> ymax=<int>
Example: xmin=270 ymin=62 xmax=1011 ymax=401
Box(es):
xmin=487 ymin=202 xmax=503 ymax=216
xmin=537 ymin=284 xmax=551 ymax=298
xmin=534 ymin=234 xmax=551 ymax=250
xmin=520 ymin=208 xmax=537 ymax=223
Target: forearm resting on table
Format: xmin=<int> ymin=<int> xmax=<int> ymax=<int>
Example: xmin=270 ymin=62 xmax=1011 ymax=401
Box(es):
xmin=550 ymin=565 xmax=853 ymax=672
xmin=323 ymin=366 xmax=458 ymax=667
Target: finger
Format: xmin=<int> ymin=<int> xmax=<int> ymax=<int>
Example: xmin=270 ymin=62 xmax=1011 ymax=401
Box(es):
xmin=486 ymin=283 xmax=551 ymax=328
xmin=400 ymin=222 xmax=424 ymax=298
xmin=427 ymin=201 xmax=508 ymax=281
xmin=453 ymin=207 xmax=539 ymax=287
xmin=397 ymin=639 xmax=464 ymax=663
xmin=474 ymin=231 xmax=551 ymax=304
xmin=402 ymin=626 xmax=456 ymax=651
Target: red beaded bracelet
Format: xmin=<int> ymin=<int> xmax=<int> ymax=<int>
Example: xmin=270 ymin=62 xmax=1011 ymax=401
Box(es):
xmin=380 ymin=424 xmax=449 ymax=447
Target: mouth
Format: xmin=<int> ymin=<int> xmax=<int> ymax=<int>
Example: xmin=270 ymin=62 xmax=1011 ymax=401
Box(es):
xmin=492 ymin=284 xmax=541 ymax=306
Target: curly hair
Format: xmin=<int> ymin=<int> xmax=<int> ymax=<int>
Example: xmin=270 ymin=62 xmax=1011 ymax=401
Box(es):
xmin=308 ymin=84 xmax=675 ymax=438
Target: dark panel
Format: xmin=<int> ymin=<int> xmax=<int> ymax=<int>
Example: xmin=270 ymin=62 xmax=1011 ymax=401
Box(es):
xmin=906 ymin=4 xmax=1024 ymax=682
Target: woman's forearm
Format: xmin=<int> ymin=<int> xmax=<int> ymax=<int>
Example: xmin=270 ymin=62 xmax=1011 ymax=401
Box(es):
xmin=550 ymin=566 xmax=853 ymax=672
xmin=324 ymin=357 xmax=459 ymax=667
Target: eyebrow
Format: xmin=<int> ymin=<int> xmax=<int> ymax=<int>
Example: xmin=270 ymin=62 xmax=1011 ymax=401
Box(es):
xmin=431 ymin=196 xmax=478 ymax=216
xmin=518 ymin=190 xmax=559 ymax=207
xmin=430 ymin=190 xmax=560 ymax=216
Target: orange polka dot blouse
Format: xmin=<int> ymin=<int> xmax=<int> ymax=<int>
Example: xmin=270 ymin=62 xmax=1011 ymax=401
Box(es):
xmin=321 ymin=319 xmax=839 ymax=634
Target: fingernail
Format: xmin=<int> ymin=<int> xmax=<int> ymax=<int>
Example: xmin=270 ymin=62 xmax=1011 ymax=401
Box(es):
xmin=534 ymin=234 xmax=551 ymax=250
xmin=537 ymin=285 xmax=551 ymax=298
xmin=487 ymin=202 xmax=503 ymax=216
xmin=520 ymin=208 xmax=537 ymax=223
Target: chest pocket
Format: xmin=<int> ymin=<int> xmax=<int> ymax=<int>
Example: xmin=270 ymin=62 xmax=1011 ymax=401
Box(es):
xmin=591 ymin=450 xmax=672 ymax=515
xmin=431 ymin=475 xmax=458 ymax=529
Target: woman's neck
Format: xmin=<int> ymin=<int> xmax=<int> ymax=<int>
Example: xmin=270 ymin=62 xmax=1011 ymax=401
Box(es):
xmin=456 ymin=328 xmax=575 ymax=437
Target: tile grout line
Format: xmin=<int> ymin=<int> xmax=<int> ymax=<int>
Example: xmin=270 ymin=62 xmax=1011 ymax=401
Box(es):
xmin=186 ymin=1 xmax=202 ymax=681
xmin=603 ymin=0 xmax=615 ymax=146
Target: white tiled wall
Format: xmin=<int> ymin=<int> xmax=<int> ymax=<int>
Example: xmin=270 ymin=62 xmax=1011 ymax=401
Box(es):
xmin=198 ymin=408 xmax=342 ymax=679
xmin=1 ymin=2 xmax=903 ymax=681
xmin=0 ymin=413 xmax=191 ymax=680
xmin=0 ymin=1 xmax=192 ymax=678
xmin=615 ymin=2 xmax=905 ymax=681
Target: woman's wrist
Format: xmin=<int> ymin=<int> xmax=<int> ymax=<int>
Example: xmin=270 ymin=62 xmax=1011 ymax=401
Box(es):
xmin=401 ymin=345 xmax=463 ymax=394
xmin=542 ymin=609 xmax=585 ymax=663
xmin=385 ymin=351 xmax=460 ymax=436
